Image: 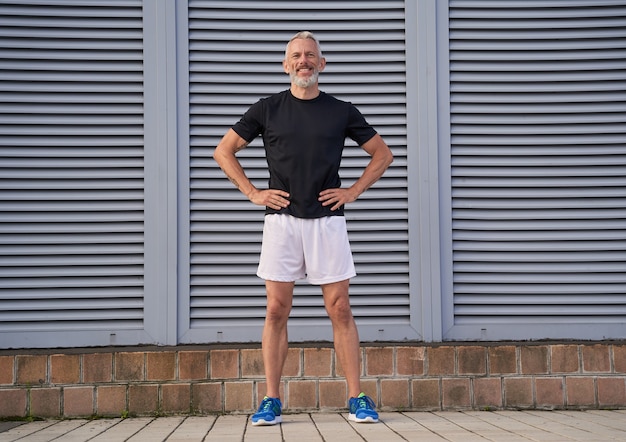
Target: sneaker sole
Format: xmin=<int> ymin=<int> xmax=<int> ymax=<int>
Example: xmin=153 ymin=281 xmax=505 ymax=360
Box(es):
xmin=349 ymin=414 xmax=378 ymax=424
xmin=251 ymin=415 xmax=282 ymax=426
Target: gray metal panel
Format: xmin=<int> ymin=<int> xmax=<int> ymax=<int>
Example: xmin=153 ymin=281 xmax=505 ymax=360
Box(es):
xmin=0 ymin=0 xmax=147 ymax=348
xmin=443 ymin=0 xmax=626 ymax=339
xmin=184 ymin=0 xmax=411 ymax=342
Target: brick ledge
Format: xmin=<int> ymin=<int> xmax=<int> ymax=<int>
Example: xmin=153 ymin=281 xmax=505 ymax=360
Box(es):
xmin=1 ymin=342 xmax=625 ymax=418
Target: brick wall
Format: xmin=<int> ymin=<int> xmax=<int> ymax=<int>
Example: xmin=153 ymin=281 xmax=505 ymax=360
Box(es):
xmin=1 ymin=342 xmax=625 ymax=418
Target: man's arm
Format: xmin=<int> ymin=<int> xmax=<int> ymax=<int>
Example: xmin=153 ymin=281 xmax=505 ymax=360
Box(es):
xmin=318 ymin=133 xmax=393 ymax=211
xmin=213 ymin=129 xmax=290 ymax=210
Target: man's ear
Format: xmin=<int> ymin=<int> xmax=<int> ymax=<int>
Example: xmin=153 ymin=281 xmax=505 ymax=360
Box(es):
xmin=283 ymin=59 xmax=289 ymax=74
xmin=318 ymin=57 xmax=326 ymax=72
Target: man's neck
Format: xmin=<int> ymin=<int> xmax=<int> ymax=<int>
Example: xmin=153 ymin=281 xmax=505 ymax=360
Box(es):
xmin=290 ymin=84 xmax=320 ymax=100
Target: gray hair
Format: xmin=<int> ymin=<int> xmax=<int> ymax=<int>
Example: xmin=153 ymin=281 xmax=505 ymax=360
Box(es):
xmin=285 ymin=31 xmax=323 ymax=59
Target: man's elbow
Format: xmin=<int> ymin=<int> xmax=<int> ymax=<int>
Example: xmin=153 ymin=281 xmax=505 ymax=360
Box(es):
xmin=212 ymin=145 xmax=222 ymax=162
xmin=382 ymin=147 xmax=394 ymax=169
xmin=213 ymin=143 xmax=229 ymax=167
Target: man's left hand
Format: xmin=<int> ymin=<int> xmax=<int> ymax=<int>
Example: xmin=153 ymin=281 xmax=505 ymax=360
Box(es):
xmin=318 ymin=188 xmax=358 ymax=211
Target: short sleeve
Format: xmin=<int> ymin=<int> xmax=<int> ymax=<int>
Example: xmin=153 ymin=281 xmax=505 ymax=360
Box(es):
xmin=232 ymin=99 xmax=264 ymax=142
xmin=345 ymin=104 xmax=377 ymax=146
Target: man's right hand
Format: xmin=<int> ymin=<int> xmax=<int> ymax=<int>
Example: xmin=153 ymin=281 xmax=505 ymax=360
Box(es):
xmin=248 ymin=188 xmax=290 ymax=210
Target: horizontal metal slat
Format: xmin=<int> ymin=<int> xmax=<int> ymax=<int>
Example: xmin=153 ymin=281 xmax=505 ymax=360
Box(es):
xmin=454 ymin=219 xmax=625 ymax=231
xmin=0 ymin=255 xmax=143 ymax=266
xmin=454 ymin=305 xmax=626 ymax=316
xmin=450 ymin=71 xmax=625 ymax=83
xmin=1 ymin=297 xmax=143 ymax=311
xmin=453 ymin=188 xmax=626 ymax=200
xmin=0 ymin=180 xmax=143 ymax=191
xmin=451 ymin=123 xmax=625 ymax=136
xmin=452 ymin=114 xmax=626 ymax=125
xmin=455 ymin=261 xmax=625 ymax=273
xmin=0 ymin=319 xmax=143 ymax=333
xmin=454 ymin=282 xmax=626 ymax=295
xmin=453 ymin=230 xmax=625 ymax=242
xmin=449 ymin=28 xmax=626 ymax=40
xmin=0 ymin=276 xmax=144 ymax=289
xmin=453 ymin=198 xmax=624 ymax=211
xmin=1 ymin=286 xmax=144 ymax=299
xmin=1 ymin=190 xmax=143 ymax=202
xmin=0 ymin=157 xmax=144 ymax=167
xmin=452 ymin=164 xmax=625 ymax=176
xmin=0 ymin=265 xmax=143 ymax=278
xmin=0 ymin=232 xmax=143 ymax=245
xmin=455 ymin=272 xmax=626 ymax=284
xmin=0 ymin=201 xmax=144 ymax=212
xmin=0 ymin=310 xmax=144 ymax=323
xmin=451 ymin=91 xmax=626 ymax=104
xmin=189 ymin=19 xmax=405 ymax=31
xmin=450 ymin=4 xmax=626 ymax=18
xmin=451 ymin=134 xmax=625 ymax=146
xmin=449 ymin=17 xmax=626 ymax=30
xmin=0 ymin=49 xmax=143 ymax=61
xmin=0 ymin=60 xmax=142 ymax=71
xmin=0 ymin=1 xmax=142 ymax=15
xmin=191 ymin=0 xmax=403 ymax=10
xmin=453 ymin=240 xmax=626 ymax=252
xmin=454 ymin=250 xmax=626 ymax=262
xmin=452 ymin=176 xmax=626 ymax=188
xmin=0 ymin=16 xmax=141 ymax=29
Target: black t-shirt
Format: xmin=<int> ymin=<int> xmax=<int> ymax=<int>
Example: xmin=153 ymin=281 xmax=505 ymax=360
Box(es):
xmin=232 ymin=90 xmax=377 ymax=218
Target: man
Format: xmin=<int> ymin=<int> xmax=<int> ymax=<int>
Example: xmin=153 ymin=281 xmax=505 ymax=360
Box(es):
xmin=213 ymin=31 xmax=393 ymax=426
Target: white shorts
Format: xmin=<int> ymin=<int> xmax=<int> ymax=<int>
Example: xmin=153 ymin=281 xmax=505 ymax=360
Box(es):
xmin=257 ymin=214 xmax=356 ymax=285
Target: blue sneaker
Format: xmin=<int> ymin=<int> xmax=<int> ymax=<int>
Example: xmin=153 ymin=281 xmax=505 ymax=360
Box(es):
xmin=251 ymin=396 xmax=282 ymax=426
xmin=349 ymin=393 xmax=378 ymax=423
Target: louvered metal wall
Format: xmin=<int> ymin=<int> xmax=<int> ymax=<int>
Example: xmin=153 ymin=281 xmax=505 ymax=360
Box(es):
xmin=0 ymin=0 xmax=147 ymax=347
xmin=4 ymin=0 xmax=623 ymax=349
xmin=183 ymin=0 xmax=412 ymax=342
xmin=443 ymin=0 xmax=626 ymax=339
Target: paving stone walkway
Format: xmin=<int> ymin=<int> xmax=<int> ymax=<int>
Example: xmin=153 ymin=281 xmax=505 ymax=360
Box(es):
xmin=1 ymin=410 xmax=625 ymax=441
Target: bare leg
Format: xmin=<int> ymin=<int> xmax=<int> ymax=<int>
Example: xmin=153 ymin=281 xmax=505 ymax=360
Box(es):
xmin=322 ymin=279 xmax=361 ymax=398
xmin=262 ymin=280 xmax=294 ymax=399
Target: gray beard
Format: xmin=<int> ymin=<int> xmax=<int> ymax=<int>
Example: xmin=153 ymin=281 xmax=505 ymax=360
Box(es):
xmin=291 ymin=70 xmax=319 ymax=88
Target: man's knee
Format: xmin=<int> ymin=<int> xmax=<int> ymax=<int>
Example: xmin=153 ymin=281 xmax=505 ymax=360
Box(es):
xmin=266 ymin=299 xmax=291 ymax=324
xmin=327 ymin=297 xmax=354 ymax=324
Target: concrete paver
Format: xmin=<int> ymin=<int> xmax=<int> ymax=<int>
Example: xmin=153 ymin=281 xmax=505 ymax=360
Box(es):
xmin=88 ymin=417 xmax=152 ymax=442
xmin=166 ymin=416 xmax=217 ymax=442
xmin=278 ymin=413 xmax=322 ymax=442
xmin=0 ymin=410 xmax=625 ymax=441
xmin=309 ymin=412 xmax=361 ymax=442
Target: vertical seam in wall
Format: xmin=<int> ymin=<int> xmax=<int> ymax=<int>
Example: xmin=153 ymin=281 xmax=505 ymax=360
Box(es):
xmin=547 ymin=345 xmax=552 ymax=375
xmin=237 ymin=349 xmax=242 ymax=379
xmin=175 ymin=351 xmax=179 ymax=381
xmin=577 ymin=345 xmax=583 ymax=373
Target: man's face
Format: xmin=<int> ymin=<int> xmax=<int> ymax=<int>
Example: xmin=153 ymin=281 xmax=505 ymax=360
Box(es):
xmin=283 ymin=38 xmax=326 ymax=88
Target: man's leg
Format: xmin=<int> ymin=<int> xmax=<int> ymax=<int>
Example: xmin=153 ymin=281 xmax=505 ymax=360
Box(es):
xmin=262 ymin=280 xmax=294 ymax=399
xmin=321 ymin=279 xmax=361 ymax=398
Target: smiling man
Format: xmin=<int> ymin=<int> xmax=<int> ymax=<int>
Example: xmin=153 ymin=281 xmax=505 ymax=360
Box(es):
xmin=213 ymin=31 xmax=393 ymax=426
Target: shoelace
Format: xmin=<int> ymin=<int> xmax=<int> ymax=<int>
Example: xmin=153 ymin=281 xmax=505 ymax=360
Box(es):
xmin=354 ymin=395 xmax=376 ymax=410
xmin=260 ymin=398 xmax=278 ymax=412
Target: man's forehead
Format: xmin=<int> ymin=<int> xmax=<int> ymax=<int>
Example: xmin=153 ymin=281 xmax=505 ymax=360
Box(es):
xmin=287 ymin=38 xmax=318 ymax=53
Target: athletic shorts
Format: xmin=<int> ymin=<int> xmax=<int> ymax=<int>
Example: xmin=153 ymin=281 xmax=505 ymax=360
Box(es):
xmin=257 ymin=214 xmax=356 ymax=285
